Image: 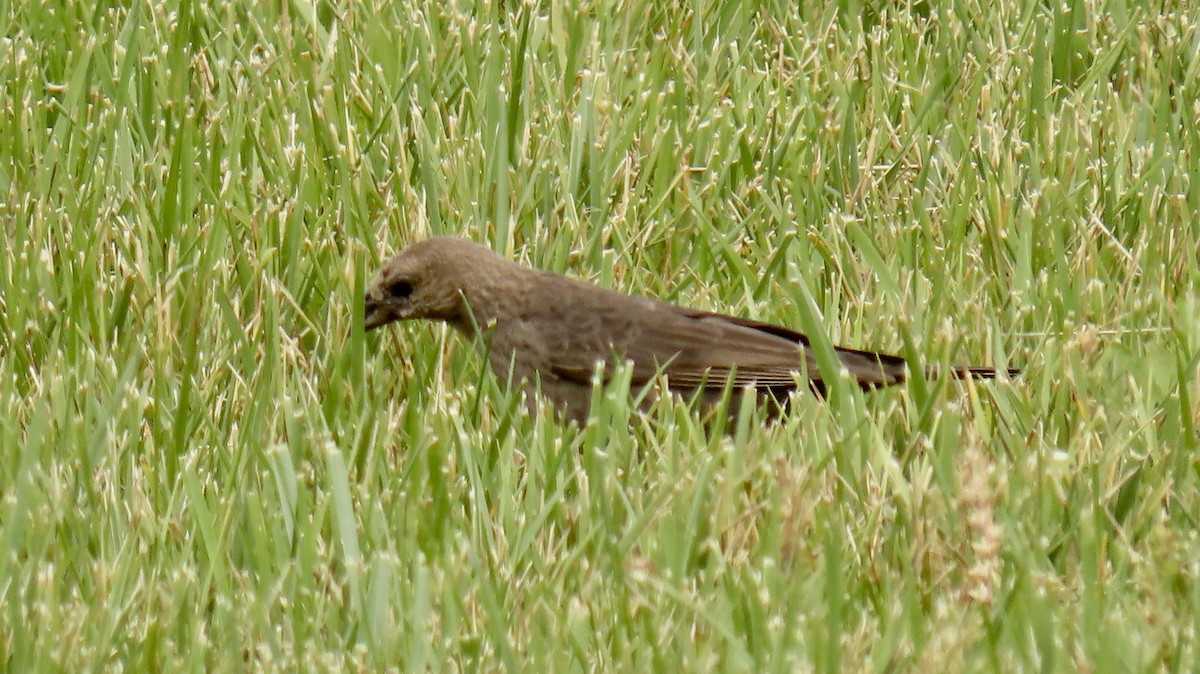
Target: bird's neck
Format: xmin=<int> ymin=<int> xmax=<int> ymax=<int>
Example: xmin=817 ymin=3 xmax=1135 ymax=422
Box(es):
xmin=448 ymin=264 xmax=534 ymax=337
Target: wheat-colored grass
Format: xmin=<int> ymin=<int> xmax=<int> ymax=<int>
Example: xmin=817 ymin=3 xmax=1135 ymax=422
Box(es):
xmin=2 ymin=1 xmax=1197 ymax=671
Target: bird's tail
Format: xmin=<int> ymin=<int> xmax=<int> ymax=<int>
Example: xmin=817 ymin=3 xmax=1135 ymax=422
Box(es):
xmin=926 ymin=366 xmax=1021 ymax=380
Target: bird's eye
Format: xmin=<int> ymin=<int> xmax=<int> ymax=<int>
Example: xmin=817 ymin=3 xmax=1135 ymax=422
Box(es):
xmin=388 ymin=279 xmax=414 ymax=298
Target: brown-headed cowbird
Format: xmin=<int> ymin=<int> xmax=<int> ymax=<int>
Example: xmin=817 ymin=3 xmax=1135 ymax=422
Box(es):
xmin=364 ymin=237 xmax=1015 ymax=423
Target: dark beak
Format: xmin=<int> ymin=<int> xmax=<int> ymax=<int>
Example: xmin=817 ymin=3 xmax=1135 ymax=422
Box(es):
xmin=364 ymin=296 xmax=391 ymax=331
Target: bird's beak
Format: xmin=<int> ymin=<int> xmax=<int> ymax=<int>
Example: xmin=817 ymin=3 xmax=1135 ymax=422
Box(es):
xmin=364 ymin=295 xmax=394 ymax=332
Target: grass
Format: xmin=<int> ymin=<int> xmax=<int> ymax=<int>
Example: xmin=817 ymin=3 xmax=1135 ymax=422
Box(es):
xmin=2 ymin=0 xmax=1198 ymax=671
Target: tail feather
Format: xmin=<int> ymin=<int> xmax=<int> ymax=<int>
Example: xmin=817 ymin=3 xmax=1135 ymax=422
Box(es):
xmin=928 ymin=366 xmax=1021 ymax=380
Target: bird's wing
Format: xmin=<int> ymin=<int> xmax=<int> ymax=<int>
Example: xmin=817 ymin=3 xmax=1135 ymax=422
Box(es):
xmin=531 ymin=280 xmax=906 ymax=391
xmin=684 ymin=311 xmax=910 ymax=387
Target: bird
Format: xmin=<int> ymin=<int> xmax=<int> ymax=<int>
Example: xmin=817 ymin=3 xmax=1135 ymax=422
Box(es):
xmin=364 ymin=237 xmax=1015 ymax=423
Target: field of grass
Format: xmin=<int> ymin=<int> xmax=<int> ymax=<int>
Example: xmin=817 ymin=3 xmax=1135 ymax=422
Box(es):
xmin=2 ymin=0 xmax=1198 ymax=671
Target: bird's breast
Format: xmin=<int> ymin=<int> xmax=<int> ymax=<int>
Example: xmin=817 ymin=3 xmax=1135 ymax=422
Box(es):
xmin=484 ymin=318 xmax=551 ymax=380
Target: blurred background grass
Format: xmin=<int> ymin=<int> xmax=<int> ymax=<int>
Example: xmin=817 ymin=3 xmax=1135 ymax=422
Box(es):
xmin=1 ymin=0 xmax=1197 ymax=671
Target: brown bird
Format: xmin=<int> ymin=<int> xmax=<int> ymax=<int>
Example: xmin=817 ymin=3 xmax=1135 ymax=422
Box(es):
xmin=364 ymin=237 xmax=1014 ymax=423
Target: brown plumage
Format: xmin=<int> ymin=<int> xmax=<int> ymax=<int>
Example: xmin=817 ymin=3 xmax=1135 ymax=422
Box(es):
xmin=364 ymin=237 xmax=1015 ymax=423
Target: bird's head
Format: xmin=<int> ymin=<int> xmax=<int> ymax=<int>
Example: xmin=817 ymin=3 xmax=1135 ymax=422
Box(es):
xmin=363 ymin=237 xmax=516 ymax=333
